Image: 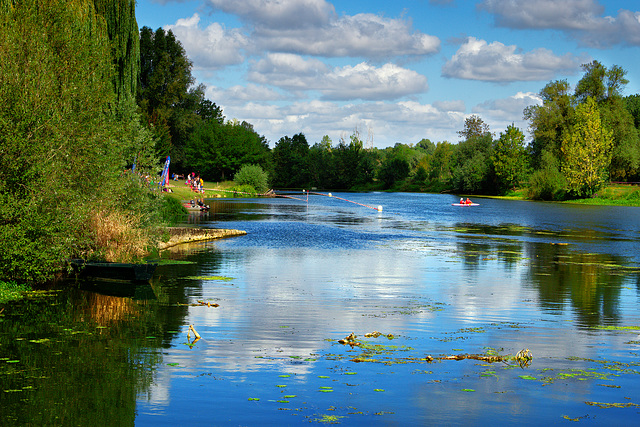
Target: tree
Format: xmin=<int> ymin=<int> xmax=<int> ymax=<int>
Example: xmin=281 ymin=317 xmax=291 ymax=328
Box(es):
xmin=417 ymin=138 xmax=436 ymax=155
xmin=625 ymin=94 xmax=640 ymax=130
xmin=378 ymin=156 xmax=410 ymax=189
xmin=575 ymin=60 xmax=628 ymax=104
xmin=453 ymin=116 xmax=494 ymax=193
xmin=524 ymin=80 xmax=574 ymax=168
xmin=574 ymin=62 xmax=639 ymax=180
xmin=272 ymin=133 xmax=310 ymax=188
xmin=600 ymin=97 xmax=640 ymax=180
xmin=137 ymin=26 xmax=221 ymax=170
xmin=491 ymin=125 xmax=528 ymax=193
xmin=0 ymin=0 xmax=160 ymax=282
xmin=561 ymin=97 xmax=613 ymax=197
xmin=184 ymin=119 xmax=270 ymax=181
xmin=92 ymin=0 xmax=139 ymax=102
xmin=429 ymin=142 xmax=455 ymax=183
xmin=458 ymin=115 xmax=491 ymax=141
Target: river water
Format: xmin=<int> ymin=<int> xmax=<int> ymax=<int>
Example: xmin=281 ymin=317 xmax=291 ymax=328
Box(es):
xmin=1 ymin=192 xmax=640 ymax=425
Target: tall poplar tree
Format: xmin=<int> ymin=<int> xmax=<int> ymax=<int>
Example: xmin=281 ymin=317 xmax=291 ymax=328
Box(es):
xmin=561 ymin=97 xmax=613 ymax=197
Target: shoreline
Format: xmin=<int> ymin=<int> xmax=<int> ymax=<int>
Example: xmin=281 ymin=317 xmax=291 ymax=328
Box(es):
xmin=158 ymin=227 xmax=247 ymax=250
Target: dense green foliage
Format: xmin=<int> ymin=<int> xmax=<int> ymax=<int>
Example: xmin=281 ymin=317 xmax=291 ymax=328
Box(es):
xmin=136 ymin=27 xmax=270 ymax=179
xmin=234 ymin=164 xmax=270 ymax=193
xmin=0 ymin=0 xmax=160 ymax=282
xmin=184 ymin=119 xmax=270 ymax=181
xmin=561 ymin=97 xmax=613 ymax=197
xmin=93 ymin=0 xmax=139 ymax=102
xmin=0 ymin=281 xmax=30 ymax=304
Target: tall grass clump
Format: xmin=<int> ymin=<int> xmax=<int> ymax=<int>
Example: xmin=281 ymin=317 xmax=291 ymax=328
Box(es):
xmin=88 ymin=209 xmax=154 ymax=263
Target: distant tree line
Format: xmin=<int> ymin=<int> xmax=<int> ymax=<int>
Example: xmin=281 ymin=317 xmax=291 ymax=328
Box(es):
xmin=137 ymin=27 xmax=639 ymax=198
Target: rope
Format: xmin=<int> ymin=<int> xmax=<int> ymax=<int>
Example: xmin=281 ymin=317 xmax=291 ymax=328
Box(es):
xmin=203 ymin=188 xmax=382 ymax=212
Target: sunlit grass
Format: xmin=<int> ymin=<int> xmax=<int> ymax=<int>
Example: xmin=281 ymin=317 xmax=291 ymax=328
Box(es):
xmin=0 ymin=281 xmax=30 ymax=303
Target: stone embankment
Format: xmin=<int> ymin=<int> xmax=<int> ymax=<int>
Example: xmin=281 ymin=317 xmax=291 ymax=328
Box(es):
xmin=158 ymin=227 xmax=246 ymax=250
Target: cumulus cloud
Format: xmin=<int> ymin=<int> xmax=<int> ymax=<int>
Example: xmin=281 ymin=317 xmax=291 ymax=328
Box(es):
xmin=323 ymin=63 xmax=428 ymax=100
xmin=433 ymin=100 xmax=466 ymax=112
xmin=442 ymin=37 xmax=584 ymax=82
xmin=253 ymin=13 xmax=441 ymax=59
xmin=472 ymin=91 xmax=542 ymax=131
xmin=479 ymin=0 xmax=640 ymax=47
xmin=166 ymin=14 xmax=248 ymax=69
xmin=204 ymin=0 xmax=336 ymax=29
xmin=197 ymin=0 xmax=439 ymax=59
xmin=206 ymin=84 xmax=285 ymax=105
xmin=248 ymin=54 xmax=428 ymax=100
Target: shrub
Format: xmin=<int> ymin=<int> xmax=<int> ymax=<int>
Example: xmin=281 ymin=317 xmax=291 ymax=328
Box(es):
xmin=234 ymin=164 xmax=269 ymax=193
xmin=228 ymin=184 xmax=259 ymax=197
xmin=527 ymin=168 xmax=567 ymax=200
xmin=160 ymin=196 xmax=188 ymax=226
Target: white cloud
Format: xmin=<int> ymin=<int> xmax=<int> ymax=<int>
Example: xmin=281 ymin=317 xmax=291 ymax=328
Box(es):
xmin=433 ymin=100 xmax=466 ymax=112
xmin=198 ymin=0 xmax=439 ymax=59
xmin=206 ymin=84 xmax=285 ymax=105
xmin=248 ymin=54 xmax=428 ymax=101
xmin=479 ymin=0 xmax=640 ymax=47
xmin=214 ymin=97 xmax=469 ymax=147
xmin=472 ymin=91 xmax=542 ymax=133
xmin=253 ymin=13 xmax=441 ymax=59
xmin=323 ymin=63 xmax=428 ymax=100
xmin=204 ymin=0 xmax=336 ymax=29
xmin=166 ymin=14 xmax=248 ymax=69
xmin=442 ymin=37 xmax=584 ymax=82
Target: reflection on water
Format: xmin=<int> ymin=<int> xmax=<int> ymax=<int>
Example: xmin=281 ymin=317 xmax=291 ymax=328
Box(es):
xmin=1 ymin=193 xmax=639 ymax=425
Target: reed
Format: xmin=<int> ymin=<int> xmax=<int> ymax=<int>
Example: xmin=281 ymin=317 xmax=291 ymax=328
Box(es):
xmin=89 ymin=208 xmax=152 ymax=262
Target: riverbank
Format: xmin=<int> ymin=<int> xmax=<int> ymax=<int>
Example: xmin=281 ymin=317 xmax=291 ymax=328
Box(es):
xmin=475 ymin=184 xmax=640 ymax=207
xmin=158 ymin=227 xmax=247 ymax=250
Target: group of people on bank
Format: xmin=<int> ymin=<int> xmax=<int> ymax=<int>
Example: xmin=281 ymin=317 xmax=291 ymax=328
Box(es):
xmin=185 ymin=173 xmax=205 ymax=194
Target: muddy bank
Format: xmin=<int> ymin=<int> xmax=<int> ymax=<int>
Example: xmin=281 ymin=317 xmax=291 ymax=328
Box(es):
xmin=159 ymin=227 xmax=246 ymax=250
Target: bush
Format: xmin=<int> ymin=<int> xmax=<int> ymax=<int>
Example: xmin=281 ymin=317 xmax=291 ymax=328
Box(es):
xmin=527 ymin=168 xmax=567 ymax=200
xmin=234 ymin=164 xmax=269 ymax=193
xmin=526 ymin=151 xmax=567 ymax=200
xmin=160 ymin=196 xmax=188 ymax=226
xmin=228 ymin=184 xmax=259 ymax=197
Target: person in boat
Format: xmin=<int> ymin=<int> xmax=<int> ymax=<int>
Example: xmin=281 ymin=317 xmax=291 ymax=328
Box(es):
xmin=465 ymin=198 xmax=472 ymax=205
xmin=459 ymin=198 xmax=464 ymax=204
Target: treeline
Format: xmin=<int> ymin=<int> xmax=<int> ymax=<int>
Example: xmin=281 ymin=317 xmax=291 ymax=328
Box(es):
xmin=265 ymin=61 xmax=640 ymax=199
xmin=140 ymin=23 xmax=639 ymax=199
xmin=136 ymin=27 xmax=271 ymax=181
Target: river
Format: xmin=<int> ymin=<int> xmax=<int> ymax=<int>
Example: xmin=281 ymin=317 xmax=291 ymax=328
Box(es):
xmin=1 ymin=192 xmax=639 ymax=425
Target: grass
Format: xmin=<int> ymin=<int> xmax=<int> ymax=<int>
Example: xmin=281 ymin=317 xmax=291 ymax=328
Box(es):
xmin=0 ymin=281 xmax=31 ymax=304
xmin=567 ymin=185 xmax=640 ymax=206
xmin=162 ymin=179 xmax=237 ymax=201
xmin=90 ymin=208 xmax=153 ymax=262
xmin=482 ymin=184 xmax=640 ymax=207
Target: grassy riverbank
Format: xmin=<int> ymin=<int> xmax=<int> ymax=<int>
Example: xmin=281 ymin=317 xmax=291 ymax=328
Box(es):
xmin=0 ymin=281 xmax=30 ymax=304
xmin=163 ymin=179 xmax=239 ymax=201
xmin=482 ymin=184 xmax=640 ymax=206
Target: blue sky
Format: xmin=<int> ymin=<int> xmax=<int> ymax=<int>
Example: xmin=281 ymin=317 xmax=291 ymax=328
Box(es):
xmin=136 ymin=0 xmax=640 ymax=148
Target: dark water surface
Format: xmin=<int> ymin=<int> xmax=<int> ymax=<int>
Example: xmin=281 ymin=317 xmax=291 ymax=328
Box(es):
xmin=2 ymin=193 xmax=640 ymax=425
